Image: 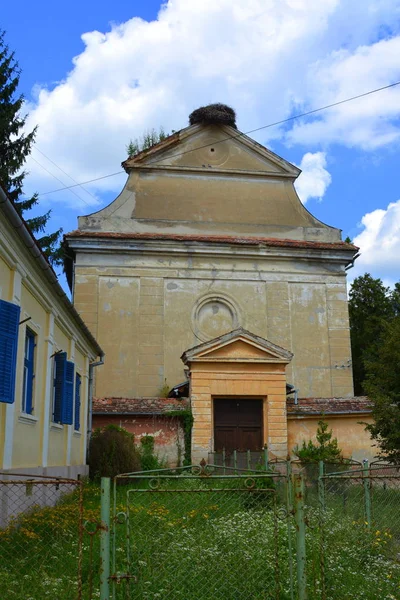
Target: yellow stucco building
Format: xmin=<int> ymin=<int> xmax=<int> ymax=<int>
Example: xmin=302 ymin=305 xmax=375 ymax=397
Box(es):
xmin=0 ymin=187 xmax=103 ymax=478
xmin=65 ymin=104 xmax=374 ymax=463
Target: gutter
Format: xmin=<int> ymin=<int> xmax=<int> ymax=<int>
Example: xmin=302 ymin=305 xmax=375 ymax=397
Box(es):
xmin=92 ymin=411 xmax=187 ymax=416
xmin=0 ymin=186 xmax=104 ymax=358
xmin=345 ymin=252 xmax=361 ymax=271
xmin=0 ymin=186 xmax=105 ymax=466
xmin=287 ymin=410 xmax=372 ymax=417
xmin=87 ymin=357 xmax=105 ymax=459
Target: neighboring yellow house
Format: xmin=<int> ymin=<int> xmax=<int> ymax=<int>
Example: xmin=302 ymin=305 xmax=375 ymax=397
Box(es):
xmin=0 ymin=186 xmax=104 ymax=478
xmin=64 ymin=104 xmax=375 ymax=463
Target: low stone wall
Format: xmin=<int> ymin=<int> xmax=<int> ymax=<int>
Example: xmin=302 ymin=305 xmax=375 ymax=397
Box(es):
xmin=92 ymin=414 xmax=185 ymax=467
xmin=287 ymin=414 xmax=376 ymax=462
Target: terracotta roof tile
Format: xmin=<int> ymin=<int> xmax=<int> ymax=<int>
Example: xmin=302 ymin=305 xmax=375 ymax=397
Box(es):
xmin=66 ymin=231 xmax=358 ymax=252
xmin=92 ymin=397 xmax=189 ymax=415
xmin=287 ymin=397 xmax=372 ymax=415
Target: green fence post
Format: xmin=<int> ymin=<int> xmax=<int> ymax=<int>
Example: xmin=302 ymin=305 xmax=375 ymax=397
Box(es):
xmin=233 ymin=450 xmax=237 ymax=474
xmin=318 ymin=461 xmax=325 ymax=512
xmin=318 ymin=461 xmax=326 ymax=600
xmin=294 ymin=473 xmax=308 ymax=600
xmin=363 ymin=459 xmax=372 ymax=529
xmin=286 ymin=461 xmax=295 ymax=600
xmin=264 ymin=446 xmax=269 ymax=471
xmin=100 ymin=477 xmax=111 ymax=600
xmin=247 ymin=449 xmax=251 ymax=471
xmin=287 ymin=460 xmax=293 ymax=509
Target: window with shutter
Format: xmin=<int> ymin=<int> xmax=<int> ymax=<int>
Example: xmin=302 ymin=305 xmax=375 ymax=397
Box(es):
xmin=53 ymin=352 xmax=66 ymax=423
xmin=53 ymin=353 xmax=75 ymax=425
xmin=62 ymin=361 xmax=75 ymax=425
xmin=22 ymin=328 xmax=36 ymax=414
xmin=0 ymin=299 xmax=21 ymax=404
xmin=75 ymin=373 xmax=81 ymax=431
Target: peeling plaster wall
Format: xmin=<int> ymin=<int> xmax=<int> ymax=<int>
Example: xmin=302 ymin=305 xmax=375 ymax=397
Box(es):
xmin=287 ymin=415 xmax=376 ymax=463
xmin=92 ymin=415 xmax=184 ymax=467
xmin=69 ymin=124 xmax=354 ymax=412
xmin=73 ymin=246 xmax=353 ymax=400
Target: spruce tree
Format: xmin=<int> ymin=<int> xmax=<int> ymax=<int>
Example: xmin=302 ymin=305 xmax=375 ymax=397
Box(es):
xmin=0 ymin=30 xmax=63 ymax=266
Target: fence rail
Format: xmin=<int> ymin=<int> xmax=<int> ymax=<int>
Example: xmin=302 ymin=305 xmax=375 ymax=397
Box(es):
xmin=1 ymin=461 xmax=399 ymax=600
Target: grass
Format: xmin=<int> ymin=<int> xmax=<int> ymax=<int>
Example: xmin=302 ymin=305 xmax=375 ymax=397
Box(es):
xmin=0 ymin=473 xmax=399 ymax=599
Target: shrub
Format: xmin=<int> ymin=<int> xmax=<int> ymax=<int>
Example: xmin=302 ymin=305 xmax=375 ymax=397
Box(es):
xmin=293 ymin=419 xmax=343 ymax=463
xmin=88 ymin=425 xmax=141 ymax=480
xmin=139 ymin=435 xmax=165 ymax=471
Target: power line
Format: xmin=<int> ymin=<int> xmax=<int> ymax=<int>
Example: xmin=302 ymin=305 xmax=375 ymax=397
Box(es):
xmin=34 ymin=147 xmax=98 ymax=203
xmin=39 ymin=170 xmax=125 ymax=197
xmin=30 ymin=157 xmax=91 ymax=206
xmin=37 ymin=79 xmax=400 ymax=197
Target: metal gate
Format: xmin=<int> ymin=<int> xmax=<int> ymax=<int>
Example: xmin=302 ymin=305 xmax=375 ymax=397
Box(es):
xmin=100 ymin=462 xmax=297 ymax=600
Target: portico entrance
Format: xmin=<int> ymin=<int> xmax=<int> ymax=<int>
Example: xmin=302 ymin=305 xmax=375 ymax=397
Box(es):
xmin=181 ymin=327 xmax=293 ymax=463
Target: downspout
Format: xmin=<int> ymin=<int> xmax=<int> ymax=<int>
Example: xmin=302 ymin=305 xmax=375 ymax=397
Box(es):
xmin=345 ymin=252 xmax=360 ymax=271
xmin=87 ymin=353 xmax=105 ymax=461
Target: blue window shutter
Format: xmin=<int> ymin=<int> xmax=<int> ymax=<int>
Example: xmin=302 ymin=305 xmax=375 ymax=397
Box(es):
xmin=54 ymin=352 xmax=67 ymax=422
xmin=23 ymin=329 xmax=35 ymax=413
xmin=0 ymin=300 xmax=21 ymax=404
xmin=75 ymin=374 xmax=81 ymax=431
xmin=62 ymin=361 xmax=75 ymax=425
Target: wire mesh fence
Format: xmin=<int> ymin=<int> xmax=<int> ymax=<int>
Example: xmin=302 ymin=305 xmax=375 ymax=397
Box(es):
xmin=0 ymin=474 xmax=84 ymax=600
xmin=110 ymin=465 xmax=295 ymax=600
xmin=316 ymin=462 xmax=400 ymax=600
xmin=1 ymin=462 xmax=399 ymax=600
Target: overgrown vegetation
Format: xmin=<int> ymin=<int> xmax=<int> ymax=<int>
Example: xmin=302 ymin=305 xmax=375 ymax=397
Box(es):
xmin=0 ymin=30 xmax=63 ymax=265
xmin=349 ymin=273 xmax=400 ymax=462
xmin=364 ymin=316 xmax=400 ymax=463
xmin=126 ymin=127 xmax=170 ymax=157
xmin=165 ymin=409 xmax=194 ymax=466
xmin=88 ymin=426 xmax=166 ymax=479
xmin=1 ymin=470 xmax=399 ymax=599
xmin=293 ymin=419 xmax=343 ymax=463
xmin=88 ymin=425 xmax=141 ymax=479
xmin=139 ymin=435 xmax=165 ymax=471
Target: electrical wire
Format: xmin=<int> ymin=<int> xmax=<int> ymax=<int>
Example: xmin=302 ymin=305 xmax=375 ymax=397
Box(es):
xmin=34 ymin=147 xmax=98 ymax=203
xmin=30 ymin=157 xmax=91 ymax=206
xmin=37 ymin=79 xmax=400 ymax=197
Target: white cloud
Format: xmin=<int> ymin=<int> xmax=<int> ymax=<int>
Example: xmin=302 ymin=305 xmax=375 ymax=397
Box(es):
xmin=21 ymin=0 xmax=400 ymax=209
xmin=351 ymin=199 xmax=400 ymax=281
xmin=287 ymin=36 xmax=400 ymax=150
xmin=294 ymin=152 xmax=331 ymax=203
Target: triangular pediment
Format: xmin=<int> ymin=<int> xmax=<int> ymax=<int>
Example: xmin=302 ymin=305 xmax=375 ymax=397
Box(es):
xmin=181 ymin=328 xmax=293 ymax=364
xmin=123 ymin=124 xmax=300 ymax=179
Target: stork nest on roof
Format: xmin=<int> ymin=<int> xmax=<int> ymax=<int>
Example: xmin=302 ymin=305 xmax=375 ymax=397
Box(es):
xmin=189 ymin=103 xmax=237 ymax=128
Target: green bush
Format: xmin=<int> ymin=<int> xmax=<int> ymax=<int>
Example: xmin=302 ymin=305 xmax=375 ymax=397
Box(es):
xmin=139 ymin=435 xmax=165 ymax=471
xmin=293 ymin=419 xmax=343 ymax=463
xmin=88 ymin=425 xmax=141 ymax=480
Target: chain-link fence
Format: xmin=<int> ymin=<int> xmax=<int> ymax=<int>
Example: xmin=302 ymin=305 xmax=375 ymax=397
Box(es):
xmin=109 ymin=465 xmax=295 ymax=600
xmin=1 ymin=463 xmax=399 ymax=600
xmin=0 ymin=474 xmax=86 ymax=600
xmin=316 ymin=462 xmax=400 ymax=600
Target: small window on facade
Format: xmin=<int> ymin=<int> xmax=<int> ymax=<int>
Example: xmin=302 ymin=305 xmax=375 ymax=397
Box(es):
xmin=22 ymin=328 xmax=36 ymax=414
xmin=53 ymin=352 xmax=74 ymax=425
xmin=74 ymin=373 xmax=81 ymax=431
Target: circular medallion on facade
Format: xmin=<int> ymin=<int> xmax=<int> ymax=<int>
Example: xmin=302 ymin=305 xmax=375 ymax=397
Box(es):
xmin=191 ymin=294 xmax=241 ymax=342
xmin=197 ymin=137 xmax=230 ymax=167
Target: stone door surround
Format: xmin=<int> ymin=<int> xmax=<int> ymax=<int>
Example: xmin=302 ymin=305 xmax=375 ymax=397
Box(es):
xmin=181 ymin=328 xmax=293 ymax=463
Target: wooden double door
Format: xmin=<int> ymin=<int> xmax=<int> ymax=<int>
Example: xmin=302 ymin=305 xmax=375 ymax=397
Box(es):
xmin=214 ymin=398 xmax=263 ymax=452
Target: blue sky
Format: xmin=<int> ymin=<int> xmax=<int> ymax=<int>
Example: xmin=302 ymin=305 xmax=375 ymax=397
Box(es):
xmin=2 ymin=0 xmax=400 ymax=287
